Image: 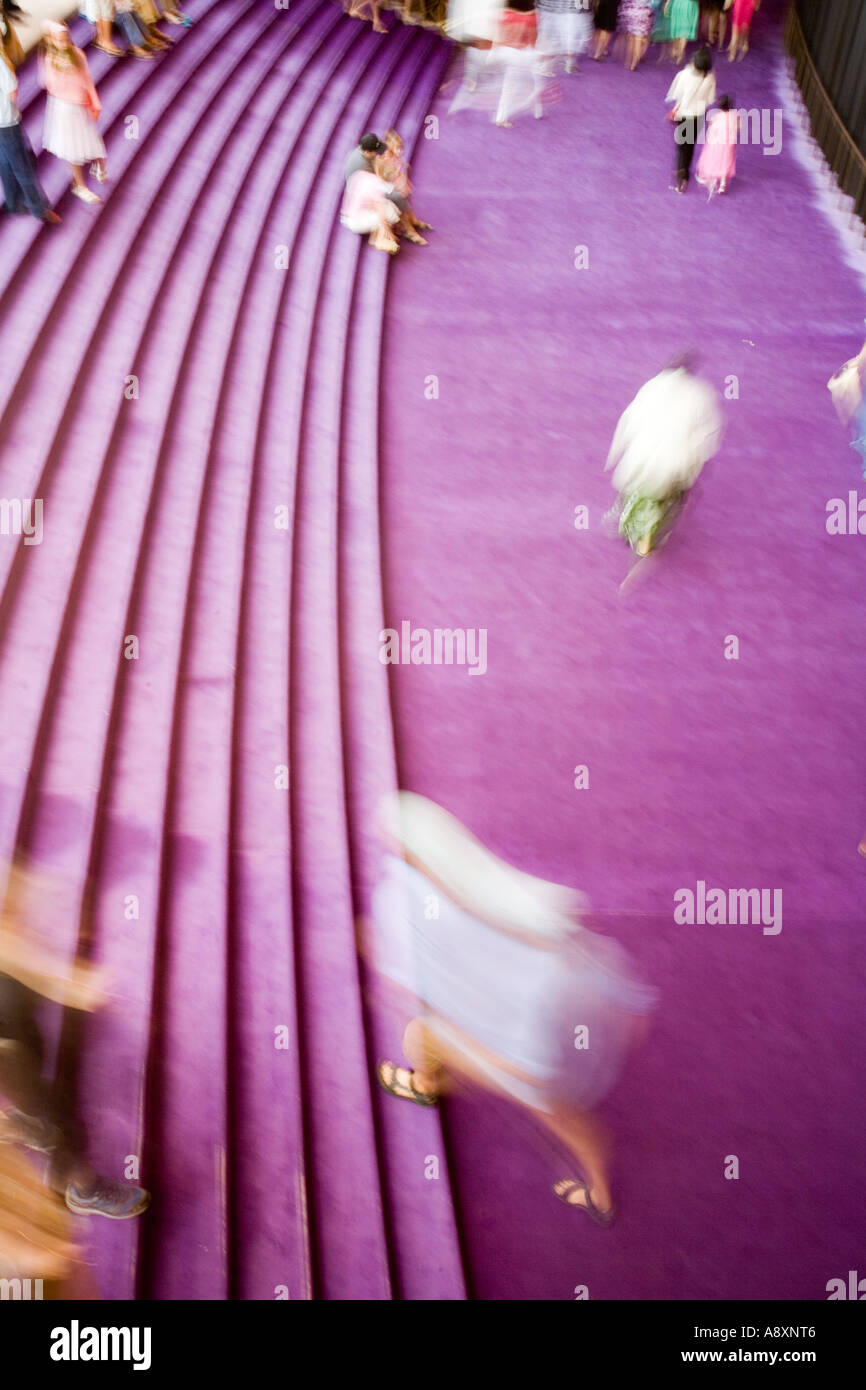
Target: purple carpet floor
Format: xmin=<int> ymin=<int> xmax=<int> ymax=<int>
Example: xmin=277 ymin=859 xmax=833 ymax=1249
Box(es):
xmin=0 ymin=0 xmax=863 ymax=1300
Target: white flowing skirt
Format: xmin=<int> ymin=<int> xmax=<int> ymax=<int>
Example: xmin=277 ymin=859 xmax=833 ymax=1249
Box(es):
xmin=445 ymin=0 xmax=504 ymax=42
xmin=371 ymin=818 xmax=656 ymax=1114
xmin=536 ymin=11 xmax=593 ymax=56
xmin=44 ymin=96 xmax=106 ymax=165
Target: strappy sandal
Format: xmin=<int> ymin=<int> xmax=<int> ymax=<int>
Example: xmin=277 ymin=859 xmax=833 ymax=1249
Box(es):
xmin=553 ymin=1179 xmax=616 ymax=1228
xmin=377 ymin=1061 xmax=439 ymax=1106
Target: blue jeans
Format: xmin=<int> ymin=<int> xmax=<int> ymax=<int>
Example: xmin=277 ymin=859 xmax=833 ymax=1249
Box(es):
xmin=0 ymin=122 xmax=50 ymax=219
xmin=116 ymin=10 xmax=151 ymax=45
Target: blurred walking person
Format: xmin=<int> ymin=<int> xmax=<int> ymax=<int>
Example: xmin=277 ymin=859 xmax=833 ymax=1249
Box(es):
xmin=701 ymin=0 xmax=727 ymax=50
xmin=0 ymin=863 xmax=150 ymax=1221
xmin=370 ymin=793 xmax=656 ymax=1226
xmin=493 ymin=9 xmax=546 ymax=127
xmin=40 ymin=21 xmax=107 ymax=205
xmin=666 ymin=0 xmax=699 ymax=63
xmin=827 ymin=332 xmax=866 ymax=476
xmin=592 ymin=0 xmax=620 ymax=59
xmin=728 ymin=0 xmax=757 ymax=61
xmin=665 ymin=44 xmax=715 ymax=192
xmin=605 ymin=352 xmax=722 ymax=557
xmin=536 ymin=0 xmax=593 ymax=75
xmin=0 ymin=29 xmax=59 ymax=223
xmin=695 ymin=93 xmax=737 ymax=197
xmin=620 ymin=0 xmax=656 ymax=71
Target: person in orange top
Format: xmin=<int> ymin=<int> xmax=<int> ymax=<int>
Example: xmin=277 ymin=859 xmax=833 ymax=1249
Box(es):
xmin=39 ymin=21 xmax=107 ymax=205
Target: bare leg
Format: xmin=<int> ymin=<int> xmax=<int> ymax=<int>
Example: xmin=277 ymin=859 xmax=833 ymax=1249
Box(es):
xmin=402 ymin=1018 xmax=445 ymax=1093
xmin=95 ymin=18 xmax=123 ymax=54
xmin=537 ymin=1103 xmax=614 ymax=1214
xmin=383 ymin=1020 xmax=615 ymax=1215
xmin=69 ymin=163 xmax=87 ymax=190
xmin=368 ymin=206 xmax=400 ymax=252
xmin=400 ymin=209 xmax=427 ymax=244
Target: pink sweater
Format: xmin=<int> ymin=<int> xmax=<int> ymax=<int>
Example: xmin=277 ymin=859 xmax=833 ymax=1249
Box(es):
xmin=39 ymin=50 xmax=100 ymax=116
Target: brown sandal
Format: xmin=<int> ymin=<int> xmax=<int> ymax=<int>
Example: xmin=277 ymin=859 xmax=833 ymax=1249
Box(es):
xmin=377 ymin=1061 xmax=439 ymax=1106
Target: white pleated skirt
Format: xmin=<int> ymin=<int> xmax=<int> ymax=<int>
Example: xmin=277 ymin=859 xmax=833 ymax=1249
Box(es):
xmin=43 ymin=96 xmax=106 ymax=165
xmin=536 ymin=11 xmax=593 ymax=56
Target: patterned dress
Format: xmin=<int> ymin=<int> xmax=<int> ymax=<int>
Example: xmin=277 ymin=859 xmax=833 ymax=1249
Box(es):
xmin=619 ymin=1 xmax=657 ymax=39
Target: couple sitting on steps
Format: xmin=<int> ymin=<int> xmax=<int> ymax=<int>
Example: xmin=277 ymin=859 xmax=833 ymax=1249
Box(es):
xmin=341 ymin=130 xmax=432 ymax=254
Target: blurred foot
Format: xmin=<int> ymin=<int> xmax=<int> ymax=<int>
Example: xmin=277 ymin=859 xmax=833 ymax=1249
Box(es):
xmin=41 ymin=210 xmax=61 ymax=224
xmin=553 ymin=1179 xmax=615 ymax=1226
xmin=377 ymin=1061 xmax=439 ymax=1106
xmin=0 ymin=1107 xmax=61 ymax=1153
xmin=65 ymin=1177 xmax=150 ymax=1220
xmin=71 ymin=185 xmax=101 ymax=204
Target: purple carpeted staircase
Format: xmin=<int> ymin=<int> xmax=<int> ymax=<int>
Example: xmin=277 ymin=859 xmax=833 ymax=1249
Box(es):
xmin=0 ymin=0 xmax=460 ymax=1300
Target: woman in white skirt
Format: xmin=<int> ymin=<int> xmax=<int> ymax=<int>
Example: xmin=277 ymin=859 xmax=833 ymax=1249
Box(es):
xmin=536 ymin=0 xmax=593 ymax=75
xmin=40 ymin=22 xmax=107 ymax=205
xmin=370 ymin=793 xmax=656 ymax=1226
xmin=81 ymin=0 xmax=124 ymax=58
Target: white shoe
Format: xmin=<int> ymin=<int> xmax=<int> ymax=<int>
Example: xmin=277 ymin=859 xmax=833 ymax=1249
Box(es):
xmin=72 ymin=185 xmax=101 ymax=204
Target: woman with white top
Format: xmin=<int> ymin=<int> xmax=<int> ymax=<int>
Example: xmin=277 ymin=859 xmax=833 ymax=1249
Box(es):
xmin=605 ymin=353 xmax=723 ymax=555
xmin=665 ymin=44 xmax=716 ymax=192
xmin=371 ymin=792 xmax=656 ymax=1227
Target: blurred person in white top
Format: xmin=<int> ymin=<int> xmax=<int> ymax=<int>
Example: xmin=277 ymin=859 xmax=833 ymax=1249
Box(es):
xmin=605 ymin=351 xmax=723 ymax=557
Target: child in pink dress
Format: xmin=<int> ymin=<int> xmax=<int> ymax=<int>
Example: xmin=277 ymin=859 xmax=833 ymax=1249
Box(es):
xmin=728 ymin=0 xmax=758 ymax=61
xmin=39 ymin=21 xmax=106 ymax=204
xmin=696 ymin=94 xmax=738 ymax=196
